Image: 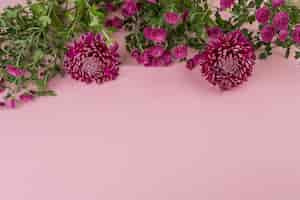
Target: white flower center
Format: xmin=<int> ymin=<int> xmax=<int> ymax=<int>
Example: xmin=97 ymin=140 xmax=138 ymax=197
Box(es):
xmin=81 ymin=57 xmax=100 ymax=76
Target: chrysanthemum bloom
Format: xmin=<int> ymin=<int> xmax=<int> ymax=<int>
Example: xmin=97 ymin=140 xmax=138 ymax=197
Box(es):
xmin=64 ymin=32 xmax=120 ymax=84
xmin=191 ymin=30 xmax=256 ymax=90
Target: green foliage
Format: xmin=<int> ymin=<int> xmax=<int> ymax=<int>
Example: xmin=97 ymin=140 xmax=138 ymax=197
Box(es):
xmin=0 ymin=0 xmax=112 ymax=103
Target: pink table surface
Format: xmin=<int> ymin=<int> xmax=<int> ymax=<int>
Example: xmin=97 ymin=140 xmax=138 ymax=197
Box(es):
xmin=1 ymin=1 xmax=300 ymax=200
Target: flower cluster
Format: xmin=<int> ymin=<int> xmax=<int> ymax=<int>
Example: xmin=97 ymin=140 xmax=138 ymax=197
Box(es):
xmin=104 ymin=0 xmax=198 ymax=66
xmin=256 ymin=0 xmax=300 ymax=44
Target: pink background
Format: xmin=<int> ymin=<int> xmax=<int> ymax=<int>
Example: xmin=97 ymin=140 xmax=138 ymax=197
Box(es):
xmin=1 ymin=0 xmax=300 ymax=199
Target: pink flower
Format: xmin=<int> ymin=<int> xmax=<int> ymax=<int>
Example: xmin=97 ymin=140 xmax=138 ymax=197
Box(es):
xmin=278 ymin=30 xmax=289 ymax=42
xmin=146 ymin=0 xmax=157 ymax=3
xmin=64 ymin=32 xmax=120 ymax=84
xmin=191 ymin=30 xmax=256 ymax=90
xmin=6 ymin=65 xmax=26 ymax=77
xmin=261 ymin=25 xmax=276 ymax=43
xmin=255 ymin=7 xmax=271 ymax=24
xmin=19 ymin=94 xmax=34 ymax=103
xmin=105 ymin=16 xmax=123 ymax=29
xmin=161 ymin=51 xmax=172 ymax=66
xmin=272 ymin=0 xmax=285 ymax=8
xmin=149 ymin=45 xmax=165 ymax=58
xmin=207 ymin=27 xmax=223 ymax=39
xmin=105 ymin=2 xmax=118 ymax=12
xmin=292 ymin=25 xmax=300 ymax=44
xmin=122 ymin=0 xmax=139 ymax=17
xmin=164 ymin=12 xmax=181 ymax=25
xmin=8 ymin=99 xmax=16 ymax=109
xmin=143 ymin=27 xmax=167 ymax=43
xmin=272 ymin=12 xmax=289 ymax=31
xmin=220 ymin=0 xmax=235 ymax=10
xmin=172 ymin=44 xmax=188 ymax=59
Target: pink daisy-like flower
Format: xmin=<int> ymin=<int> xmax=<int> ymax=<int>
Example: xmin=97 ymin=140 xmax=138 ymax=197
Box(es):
xmin=189 ymin=30 xmax=256 ymax=90
xmin=64 ymin=32 xmax=120 ymax=84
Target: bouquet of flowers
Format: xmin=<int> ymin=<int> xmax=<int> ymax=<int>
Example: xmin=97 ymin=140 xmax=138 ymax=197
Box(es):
xmin=0 ymin=0 xmax=299 ymax=108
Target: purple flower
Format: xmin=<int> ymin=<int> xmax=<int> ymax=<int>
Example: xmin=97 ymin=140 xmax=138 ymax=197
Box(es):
xmin=146 ymin=0 xmax=157 ymax=3
xmin=143 ymin=27 xmax=167 ymax=43
xmin=6 ymin=65 xmax=26 ymax=77
xmin=131 ymin=49 xmax=140 ymax=58
xmin=105 ymin=2 xmax=118 ymax=12
xmin=272 ymin=0 xmax=285 ymax=8
xmin=122 ymin=0 xmax=139 ymax=17
xmin=255 ymin=7 xmax=271 ymax=24
xmin=292 ymin=25 xmax=300 ymax=44
xmin=8 ymin=99 xmax=16 ymax=109
xmin=161 ymin=51 xmax=172 ymax=66
xmin=278 ymin=29 xmax=289 ymax=42
xmin=19 ymin=94 xmax=34 ymax=103
xmin=182 ymin=10 xmax=189 ymax=22
xmin=220 ymin=0 xmax=235 ymax=10
xmin=272 ymin=12 xmax=289 ymax=31
xmin=164 ymin=12 xmax=181 ymax=25
xmin=149 ymin=45 xmax=165 ymax=58
xmin=105 ymin=16 xmax=123 ymax=29
xmin=137 ymin=51 xmax=151 ymax=65
xmin=261 ymin=25 xmax=276 ymax=43
xmin=194 ymin=30 xmax=256 ymax=90
xmin=172 ymin=44 xmax=188 ymax=59
xmin=64 ymin=32 xmax=120 ymax=84
xmin=207 ymin=27 xmax=223 ymax=39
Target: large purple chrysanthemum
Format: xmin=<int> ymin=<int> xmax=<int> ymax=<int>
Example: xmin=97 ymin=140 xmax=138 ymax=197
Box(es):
xmin=188 ymin=30 xmax=256 ymax=90
xmin=64 ymin=32 xmax=120 ymax=84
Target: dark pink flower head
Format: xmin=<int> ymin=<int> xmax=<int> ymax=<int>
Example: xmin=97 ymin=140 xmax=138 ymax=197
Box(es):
xmin=272 ymin=0 xmax=285 ymax=8
xmin=19 ymin=93 xmax=34 ymax=103
xmin=149 ymin=45 xmax=165 ymax=58
xmin=105 ymin=16 xmax=123 ymax=30
xmin=164 ymin=12 xmax=181 ymax=25
xmin=182 ymin=10 xmax=189 ymax=22
xmin=261 ymin=25 xmax=276 ymax=43
xmin=143 ymin=27 xmax=167 ymax=43
xmin=146 ymin=0 xmax=157 ymax=3
xmin=292 ymin=25 xmax=300 ymax=44
xmin=272 ymin=12 xmax=289 ymax=31
xmin=255 ymin=7 xmax=271 ymax=24
xmin=122 ymin=0 xmax=139 ymax=17
xmin=207 ymin=27 xmax=224 ymax=39
xmin=193 ymin=30 xmax=256 ymax=90
xmin=105 ymin=2 xmax=118 ymax=12
xmin=172 ymin=44 xmax=188 ymax=59
xmin=278 ymin=29 xmax=289 ymax=42
xmin=220 ymin=0 xmax=235 ymax=10
xmin=6 ymin=65 xmax=26 ymax=77
xmin=64 ymin=32 xmax=120 ymax=84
